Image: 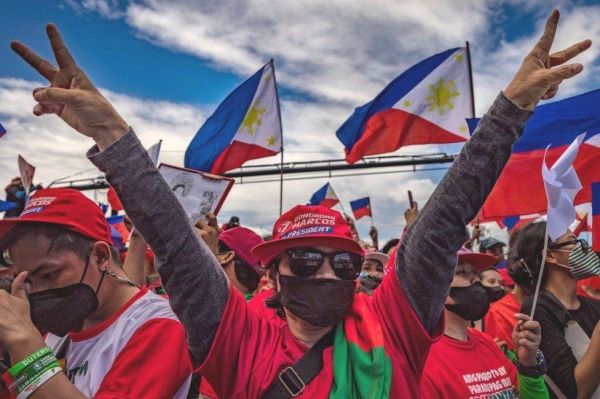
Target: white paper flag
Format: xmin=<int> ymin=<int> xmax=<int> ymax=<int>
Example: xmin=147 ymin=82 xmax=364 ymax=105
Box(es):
xmin=542 ymin=133 xmax=585 ymax=240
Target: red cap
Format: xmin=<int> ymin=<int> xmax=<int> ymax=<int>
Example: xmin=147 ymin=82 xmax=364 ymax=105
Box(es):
xmin=498 ymin=268 xmax=515 ymax=287
xmin=457 ymin=247 xmax=498 ymax=271
xmin=252 ymin=205 xmax=363 ymax=264
xmin=219 ymin=227 xmax=264 ymax=275
xmin=0 ymin=188 xmax=113 ymax=244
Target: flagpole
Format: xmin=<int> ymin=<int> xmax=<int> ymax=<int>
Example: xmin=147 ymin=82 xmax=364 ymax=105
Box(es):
xmin=466 ymin=41 xmax=476 ymax=118
xmin=529 ymin=223 xmax=549 ymax=320
xmin=271 ymin=58 xmax=285 ymax=216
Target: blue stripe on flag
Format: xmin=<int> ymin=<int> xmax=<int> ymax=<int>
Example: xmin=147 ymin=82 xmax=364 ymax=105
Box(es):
xmin=185 ymin=65 xmax=266 ymax=172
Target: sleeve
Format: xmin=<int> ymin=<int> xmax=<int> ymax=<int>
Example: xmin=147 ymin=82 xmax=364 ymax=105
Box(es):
xmin=87 ymin=130 xmax=230 ymax=364
xmin=505 ymin=350 xmax=550 ymax=399
xmin=395 ymin=92 xmax=533 ymax=334
xmin=370 ymin=270 xmax=444 ymax=375
xmin=94 ymin=318 xmax=192 ymax=399
xmin=521 ymin=299 xmax=579 ymax=397
xmin=419 ymin=371 xmax=443 ymax=399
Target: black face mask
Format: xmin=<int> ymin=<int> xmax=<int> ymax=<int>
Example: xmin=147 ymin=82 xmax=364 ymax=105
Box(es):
xmin=445 ymin=282 xmax=491 ymax=321
xmin=28 ymin=251 xmax=105 ymax=337
xmin=485 ymin=285 xmax=506 ymax=302
xmin=278 ymin=275 xmax=355 ymax=327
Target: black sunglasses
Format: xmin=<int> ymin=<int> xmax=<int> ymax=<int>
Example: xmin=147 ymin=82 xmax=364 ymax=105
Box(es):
xmin=284 ymin=248 xmax=364 ymax=281
xmin=548 ymin=238 xmax=590 ymax=253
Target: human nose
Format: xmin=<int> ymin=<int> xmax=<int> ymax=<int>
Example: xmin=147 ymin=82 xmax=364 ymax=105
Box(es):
xmin=315 ymin=255 xmax=338 ymax=279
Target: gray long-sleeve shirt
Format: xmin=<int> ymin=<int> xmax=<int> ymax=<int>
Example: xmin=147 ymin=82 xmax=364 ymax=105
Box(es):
xmin=88 ymin=92 xmax=531 ymax=363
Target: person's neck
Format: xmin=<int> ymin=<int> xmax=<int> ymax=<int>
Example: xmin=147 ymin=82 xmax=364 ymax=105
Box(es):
xmin=512 ymin=285 xmax=527 ymax=303
xmin=83 ymin=275 xmax=140 ymax=330
xmin=544 ymin=268 xmax=580 ymax=310
xmin=285 ymin=310 xmax=333 ymax=348
xmin=444 ymin=309 xmax=470 ymax=341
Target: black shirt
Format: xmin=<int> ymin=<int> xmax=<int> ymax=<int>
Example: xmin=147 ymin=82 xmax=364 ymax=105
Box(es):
xmin=522 ymin=291 xmax=600 ymax=398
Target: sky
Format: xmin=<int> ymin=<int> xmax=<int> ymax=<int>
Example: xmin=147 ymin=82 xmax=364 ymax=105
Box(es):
xmin=1 ymin=0 xmax=600 ymax=242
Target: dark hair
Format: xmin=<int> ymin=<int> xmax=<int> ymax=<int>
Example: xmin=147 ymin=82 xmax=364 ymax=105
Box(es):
xmin=264 ymin=258 xmax=285 ymax=319
xmin=0 ymin=223 xmax=121 ymax=266
xmin=217 ymin=240 xmax=260 ymax=293
xmin=381 ymin=238 xmax=399 ymax=255
xmin=507 ymin=222 xmax=549 ymax=295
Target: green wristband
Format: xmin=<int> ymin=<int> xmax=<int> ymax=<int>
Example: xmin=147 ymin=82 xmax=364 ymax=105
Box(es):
xmin=8 ymin=347 xmax=52 ymax=377
xmin=9 ymin=354 xmax=59 ymax=392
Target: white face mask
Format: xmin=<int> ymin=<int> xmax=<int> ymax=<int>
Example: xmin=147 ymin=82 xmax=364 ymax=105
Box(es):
xmin=552 ymin=242 xmax=600 ymax=280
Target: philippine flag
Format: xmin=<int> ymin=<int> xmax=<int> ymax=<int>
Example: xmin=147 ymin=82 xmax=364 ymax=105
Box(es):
xmin=350 ymin=197 xmax=371 ymax=220
xmin=336 ymin=47 xmax=472 ymax=164
xmin=185 ymin=61 xmax=282 ymax=175
xmin=308 ymin=183 xmax=340 ymax=209
xmin=592 ymin=181 xmax=600 ymax=252
xmin=469 ymin=89 xmax=600 ymax=221
xmin=0 ymin=123 xmax=6 ymax=138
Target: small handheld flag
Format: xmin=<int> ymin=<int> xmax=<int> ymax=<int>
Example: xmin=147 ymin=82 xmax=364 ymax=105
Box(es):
xmin=308 ymin=183 xmax=340 ymax=209
xmin=336 ymin=47 xmax=472 ymax=164
xmin=592 ymin=181 xmax=600 ymax=252
xmin=0 ymin=123 xmax=6 ymax=138
xmin=185 ymin=61 xmax=282 ymax=175
xmin=531 ymin=134 xmax=585 ymax=319
xmin=17 ymin=155 xmax=35 ymax=198
xmin=350 ymin=197 xmax=371 ymax=220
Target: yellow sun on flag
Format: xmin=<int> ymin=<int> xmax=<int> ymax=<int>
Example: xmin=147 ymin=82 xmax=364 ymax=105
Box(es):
xmin=238 ymin=100 xmax=266 ymax=135
xmin=426 ymin=78 xmax=460 ymax=116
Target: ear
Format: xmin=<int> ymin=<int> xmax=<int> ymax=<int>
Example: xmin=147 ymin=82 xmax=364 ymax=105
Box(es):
xmin=545 ymin=248 xmax=559 ymax=264
xmin=217 ymin=250 xmax=235 ymax=266
xmin=91 ymin=241 xmax=111 ymax=271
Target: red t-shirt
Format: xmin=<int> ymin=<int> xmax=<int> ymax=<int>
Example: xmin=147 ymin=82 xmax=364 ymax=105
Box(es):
xmin=484 ymin=292 xmax=520 ymax=350
xmin=421 ymin=329 xmax=519 ymax=398
xmin=199 ymin=272 xmax=443 ymax=398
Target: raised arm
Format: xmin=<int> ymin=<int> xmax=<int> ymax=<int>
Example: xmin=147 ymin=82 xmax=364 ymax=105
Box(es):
xmin=396 ymin=10 xmax=591 ymax=334
xmin=11 ymin=24 xmax=230 ymax=363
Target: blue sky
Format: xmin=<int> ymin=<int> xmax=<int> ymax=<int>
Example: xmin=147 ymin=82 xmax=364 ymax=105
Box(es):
xmin=1 ymin=0 xmax=599 ymax=240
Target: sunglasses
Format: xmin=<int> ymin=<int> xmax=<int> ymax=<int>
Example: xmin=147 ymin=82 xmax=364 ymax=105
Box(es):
xmin=548 ymin=238 xmax=590 ymax=253
xmin=284 ymin=248 xmax=364 ymax=281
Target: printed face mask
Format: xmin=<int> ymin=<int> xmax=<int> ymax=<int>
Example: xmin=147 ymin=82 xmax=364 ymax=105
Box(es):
xmin=485 ymin=285 xmax=506 ymax=302
xmin=445 ymin=282 xmax=491 ymax=321
xmin=555 ymin=242 xmax=600 ymax=280
xmin=278 ymin=275 xmax=355 ymax=327
xmin=28 ymin=250 xmax=105 ymax=337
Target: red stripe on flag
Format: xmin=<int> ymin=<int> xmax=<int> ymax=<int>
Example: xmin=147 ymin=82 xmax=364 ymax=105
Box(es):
xmin=320 ymin=198 xmax=340 ymax=208
xmin=346 ymin=109 xmax=466 ymax=164
xmin=210 ymin=141 xmax=279 ymax=175
xmin=482 ymin=143 xmax=600 ymax=219
xmin=352 ymin=206 xmax=371 ymax=220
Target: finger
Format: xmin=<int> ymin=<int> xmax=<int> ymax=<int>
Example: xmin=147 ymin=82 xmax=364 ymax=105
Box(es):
xmin=531 ymin=9 xmax=560 ymax=58
xmin=546 ymin=63 xmax=584 ymax=84
xmin=412 ymin=202 xmax=418 ymax=210
xmin=10 ymin=41 xmax=57 ymax=81
xmin=46 ymin=23 xmax=76 ymax=69
xmin=514 ymin=313 xmax=531 ymax=322
xmin=521 ymin=320 xmax=542 ymax=334
xmin=195 ymin=220 xmax=207 ymax=230
xmin=541 ymin=82 xmax=560 ymax=100
xmin=205 ymin=213 xmax=218 ymax=228
xmin=33 ymin=87 xmax=76 ymax=105
xmin=549 ymin=39 xmax=593 ymax=67
xmin=518 ymin=330 xmax=539 ymax=342
xmin=11 ymin=272 xmax=29 ymax=301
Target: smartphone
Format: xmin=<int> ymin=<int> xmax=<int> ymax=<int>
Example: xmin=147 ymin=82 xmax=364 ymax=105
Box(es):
xmin=407 ymin=190 xmax=414 ymax=208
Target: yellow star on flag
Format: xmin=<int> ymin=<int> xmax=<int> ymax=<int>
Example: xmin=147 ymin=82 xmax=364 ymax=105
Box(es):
xmin=403 ymin=100 xmax=411 ymax=107
xmin=266 ymin=135 xmax=277 ymax=146
xmin=460 ymin=125 xmax=467 ymax=133
xmin=455 ymin=53 xmax=464 ymax=62
xmin=238 ymin=100 xmax=267 ymax=135
xmin=264 ymin=75 xmax=271 ymax=82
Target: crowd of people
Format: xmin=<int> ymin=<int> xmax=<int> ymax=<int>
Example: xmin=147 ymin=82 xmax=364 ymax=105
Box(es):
xmin=0 ymin=8 xmax=597 ymax=399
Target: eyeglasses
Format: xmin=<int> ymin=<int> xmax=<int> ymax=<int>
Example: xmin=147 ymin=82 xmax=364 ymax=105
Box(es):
xmin=284 ymin=248 xmax=364 ymax=281
xmin=548 ymin=238 xmax=590 ymax=254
